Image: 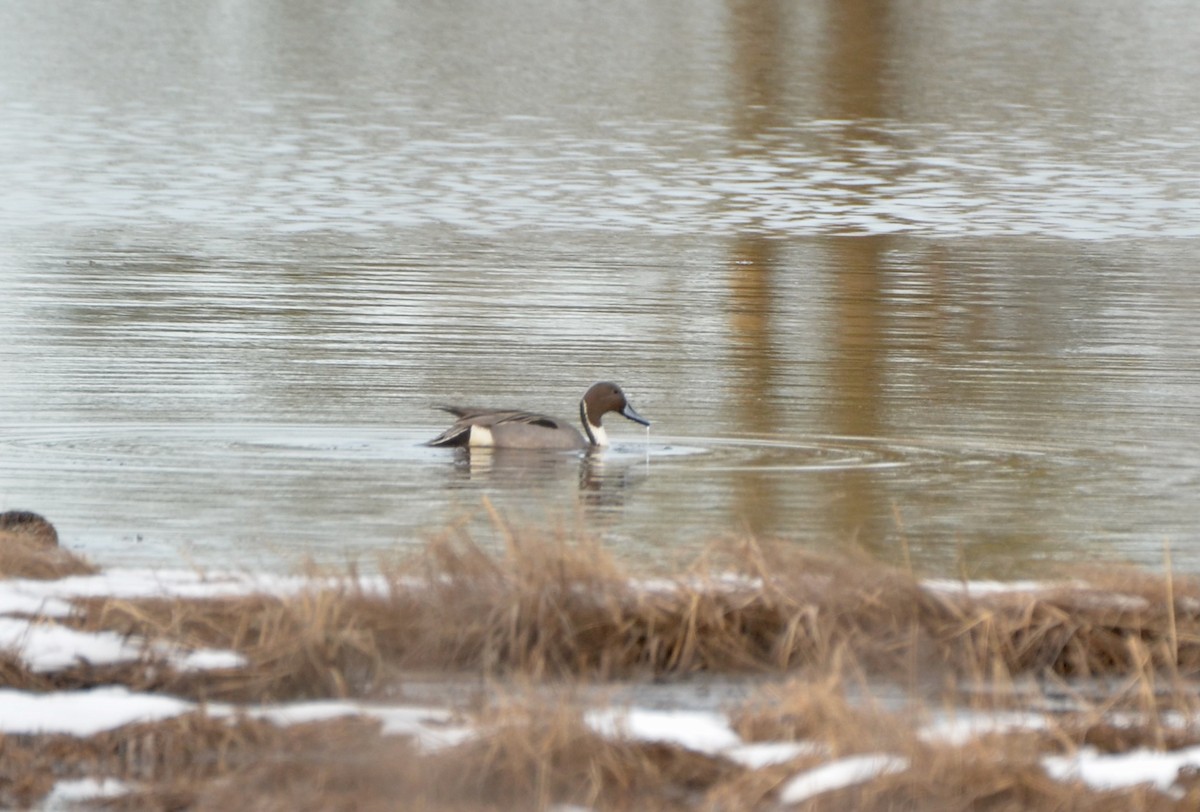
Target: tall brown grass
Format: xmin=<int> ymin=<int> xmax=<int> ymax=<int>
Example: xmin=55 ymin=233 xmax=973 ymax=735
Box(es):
xmin=7 ymin=517 xmax=1200 ymax=809
xmin=45 ymin=525 xmax=1200 ymax=706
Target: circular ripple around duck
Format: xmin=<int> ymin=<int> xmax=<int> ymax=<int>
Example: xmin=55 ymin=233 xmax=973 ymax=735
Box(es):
xmin=620 ymin=434 xmax=1053 ymax=474
xmin=0 ymin=423 xmax=1064 ymax=572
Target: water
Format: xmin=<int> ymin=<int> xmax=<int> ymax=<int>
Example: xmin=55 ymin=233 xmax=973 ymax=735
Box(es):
xmin=2 ymin=1 xmax=1199 ymax=576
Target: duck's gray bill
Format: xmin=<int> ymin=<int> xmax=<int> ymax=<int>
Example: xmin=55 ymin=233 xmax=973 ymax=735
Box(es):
xmin=621 ymin=403 xmax=651 ymax=426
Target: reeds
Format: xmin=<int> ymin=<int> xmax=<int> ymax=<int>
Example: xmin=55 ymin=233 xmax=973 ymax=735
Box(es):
xmin=6 ymin=516 xmax=1200 ymax=809
xmin=53 ymin=525 xmax=1200 ymax=702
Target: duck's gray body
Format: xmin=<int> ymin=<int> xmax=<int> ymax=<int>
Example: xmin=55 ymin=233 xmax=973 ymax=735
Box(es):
xmin=427 ymin=382 xmax=649 ymax=450
xmin=430 ymin=407 xmax=588 ymax=449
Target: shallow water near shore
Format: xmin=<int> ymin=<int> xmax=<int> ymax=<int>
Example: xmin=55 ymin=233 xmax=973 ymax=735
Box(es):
xmin=2 ymin=2 xmax=1200 ymax=576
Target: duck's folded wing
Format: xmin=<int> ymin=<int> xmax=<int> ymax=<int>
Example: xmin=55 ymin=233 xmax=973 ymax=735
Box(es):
xmin=437 ymin=407 xmax=564 ymax=429
xmin=427 ymin=407 xmax=566 ymax=447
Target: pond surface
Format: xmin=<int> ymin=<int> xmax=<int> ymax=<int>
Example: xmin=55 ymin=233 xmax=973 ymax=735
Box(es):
xmin=2 ymin=1 xmax=1199 ymax=575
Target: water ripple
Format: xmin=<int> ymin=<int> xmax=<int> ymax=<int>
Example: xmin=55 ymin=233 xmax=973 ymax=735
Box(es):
xmin=2 ymin=104 xmax=1197 ymax=240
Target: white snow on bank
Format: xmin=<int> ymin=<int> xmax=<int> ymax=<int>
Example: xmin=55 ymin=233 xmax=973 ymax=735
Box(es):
xmin=216 ymin=699 xmax=474 ymax=751
xmin=166 ymin=646 xmax=248 ymax=671
xmin=40 ymin=777 xmax=133 ymax=810
xmin=920 ymin=711 xmax=1051 ymax=745
xmin=1 ymin=565 xmax=1115 ymax=610
xmin=0 ymin=614 xmax=246 ymax=674
xmin=0 ymin=590 xmax=73 ymax=618
xmin=922 ymin=578 xmax=1160 ymax=614
xmin=778 ymin=753 xmax=909 ymax=804
xmin=921 ymin=578 xmax=1059 ymax=596
xmin=633 ymin=573 xmax=771 ymax=595
xmin=585 ymin=708 xmax=829 ymax=768
xmin=1043 ymin=745 xmax=1200 ymax=797
xmin=0 ymin=568 xmax=383 ymax=603
xmin=0 ymin=686 xmax=195 ymax=736
xmin=726 ymin=740 xmax=824 ymax=768
xmin=0 ymin=571 xmax=310 ymax=674
xmin=0 ymin=617 xmax=145 ymax=672
xmin=585 ymin=708 xmax=741 ymax=754
xmin=0 ymin=685 xmax=470 ymax=751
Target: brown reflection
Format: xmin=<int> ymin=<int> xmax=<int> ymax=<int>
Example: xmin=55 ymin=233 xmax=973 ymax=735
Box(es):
xmin=823 ymin=0 xmax=891 ymax=122
xmin=820 ymin=0 xmax=896 ymax=553
xmin=725 ymin=237 xmax=783 ymax=538
xmin=727 ymin=239 xmax=780 ymax=437
xmin=726 ymin=0 xmax=788 ymax=133
xmin=723 ymin=0 xmax=789 ymax=537
xmin=723 ymin=0 xmax=897 ymax=545
xmin=824 ymin=236 xmax=891 ymax=550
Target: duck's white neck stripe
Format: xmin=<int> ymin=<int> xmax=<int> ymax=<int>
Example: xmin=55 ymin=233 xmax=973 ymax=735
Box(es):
xmin=580 ymin=400 xmax=608 ymax=447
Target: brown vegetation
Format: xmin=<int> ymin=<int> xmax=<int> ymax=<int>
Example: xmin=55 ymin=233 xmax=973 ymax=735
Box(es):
xmin=0 ymin=510 xmax=60 ymax=548
xmin=48 ymin=526 xmax=1200 ymax=705
xmin=0 ymin=510 xmax=95 ymax=579
xmin=5 ymin=519 xmax=1200 ymax=809
xmin=3 ymin=685 xmax=1198 ymax=811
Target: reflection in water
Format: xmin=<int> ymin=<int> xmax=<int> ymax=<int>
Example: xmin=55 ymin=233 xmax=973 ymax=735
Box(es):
xmin=578 ymin=453 xmax=651 ymax=512
xmin=438 ymin=447 xmax=651 ymax=517
xmin=825 ymin=0 xmax=891 ymax=121
xmin=443 ymin=448 xmax=583 ymax=487
xmin=724 ymin=237 xmax=783 ymax=539
xmin=820 ymin=1 xmax=893 ymax=553
xmin=826 ymin=237 xmax=892 ymax=552
xmin=724 ymin=0 xmax=790 ymax=540
xmin=724 ymin=0 xmax=896 ymax=547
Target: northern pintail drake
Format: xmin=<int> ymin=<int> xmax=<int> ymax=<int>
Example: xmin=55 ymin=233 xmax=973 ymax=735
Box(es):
xmin=427 ymin=381 xmax=650 ymax=450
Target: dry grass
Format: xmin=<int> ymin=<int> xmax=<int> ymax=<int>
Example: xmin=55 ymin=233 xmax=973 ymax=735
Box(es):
xmin=8 ymin=517 xmax=1200 ymax=808
xmin=41 ymin=525 xmax=1200 ymax=706
xmin=799 ymin=758 xmax=1187 ymax=812
xmin=3 ymin=682 xmax=1199 ymax=811
xmin=728 ymin=676 xmax=1200 ymax=811
xmin=0 ymin=509 xmax=96 ymax=579
xmin=2 ymin=704 xmax=734 ymax=811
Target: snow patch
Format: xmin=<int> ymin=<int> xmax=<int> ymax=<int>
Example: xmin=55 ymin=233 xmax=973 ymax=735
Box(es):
xmin=585 ymin=708 xmax=741 ymax=754
xmin=41 ymin=777 xmax=133 ymax=809
xmin=920 ymin=711 xmax=1050 ymax=745
xmin=778 ymin=753 xmax=909 ymax=804
xmin=1043 ymin=745 xmax=1200 ymax=797
xmin=0 ymin=686 xmax=194 ymax=736
xmin=726 ymin=740 xmax=824 ymax=768
xmin=0 ymin=617 xmax=144 ymax=672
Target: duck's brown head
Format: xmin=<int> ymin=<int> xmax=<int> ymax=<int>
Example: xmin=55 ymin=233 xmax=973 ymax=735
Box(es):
xmin=579 ymin=381 xmax=650 ymax=446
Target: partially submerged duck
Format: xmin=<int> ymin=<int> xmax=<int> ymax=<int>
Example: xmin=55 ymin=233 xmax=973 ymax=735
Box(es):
xmin=427 ymin=381 xmax=650 ymax=450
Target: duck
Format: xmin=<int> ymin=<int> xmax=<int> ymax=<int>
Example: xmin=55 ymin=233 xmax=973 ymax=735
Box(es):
xmin=427 ymin=381 xmax=650 ymax=450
